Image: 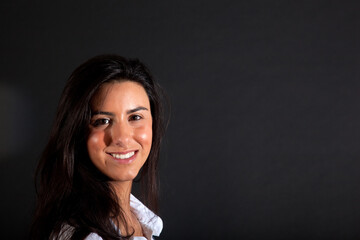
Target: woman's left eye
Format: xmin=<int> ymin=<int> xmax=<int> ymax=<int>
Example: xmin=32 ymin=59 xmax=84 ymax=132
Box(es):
xmin=129 ymin=115 xmax=142 ymax=121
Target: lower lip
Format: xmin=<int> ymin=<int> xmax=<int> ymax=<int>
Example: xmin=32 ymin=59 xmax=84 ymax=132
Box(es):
xmin=109 ymin=151 xmax=138 ymax=164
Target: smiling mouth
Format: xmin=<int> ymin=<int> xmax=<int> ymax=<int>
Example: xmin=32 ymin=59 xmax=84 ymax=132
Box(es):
xmin=109 ymin=151 xmax=136 ymax=160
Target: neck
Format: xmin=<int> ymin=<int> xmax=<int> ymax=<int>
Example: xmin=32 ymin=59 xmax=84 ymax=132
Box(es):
xmin=110 ymin=180 xmax=133 ymax=213
xmin=110 ymin=180 xmax=143 ymax=236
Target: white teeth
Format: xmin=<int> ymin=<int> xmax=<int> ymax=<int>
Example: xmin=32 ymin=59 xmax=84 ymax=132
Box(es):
xmin=111 ymin=151 xmax=135 ymax=159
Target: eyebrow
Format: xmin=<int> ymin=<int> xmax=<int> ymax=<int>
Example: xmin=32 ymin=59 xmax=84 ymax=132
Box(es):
xmin=127 ymin=106 xmax=149 ymax=114
xmin=91 ymin=111 xmax=115 ymax=117
xmin=91 ymin=107 xmax=149 ymax=116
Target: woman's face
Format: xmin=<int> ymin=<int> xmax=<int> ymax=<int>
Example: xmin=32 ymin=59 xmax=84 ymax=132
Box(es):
xmin=87 ymin=81 xmax=152 ymax=182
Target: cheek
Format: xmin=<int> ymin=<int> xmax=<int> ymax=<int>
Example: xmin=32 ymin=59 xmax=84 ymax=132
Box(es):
xmin=87 ymin=131 xmax=104 ymax=154
xmin=137 ymin=126 xmax=153 ymax=151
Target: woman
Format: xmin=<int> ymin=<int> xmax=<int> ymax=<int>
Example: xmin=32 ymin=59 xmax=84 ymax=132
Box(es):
xmin=31 ymin=55 xmax=166 ymax=240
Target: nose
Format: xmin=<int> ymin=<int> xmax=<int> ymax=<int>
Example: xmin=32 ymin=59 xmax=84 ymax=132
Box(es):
xmin=111 ymin=122 xmax=132 ymax=147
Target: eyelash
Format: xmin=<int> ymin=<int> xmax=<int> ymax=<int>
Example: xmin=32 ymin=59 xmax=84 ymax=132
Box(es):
xmin=91 ymin=115 xmax=143 ymax=127
xmin=91 ymin=118 xmax=111 ymax=127
xmin=129 ymin=114 xmax=142 ymax=121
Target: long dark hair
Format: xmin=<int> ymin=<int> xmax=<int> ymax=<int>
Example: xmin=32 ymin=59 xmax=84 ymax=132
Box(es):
xmin=30 ymin=55 xmax=166 ymax=240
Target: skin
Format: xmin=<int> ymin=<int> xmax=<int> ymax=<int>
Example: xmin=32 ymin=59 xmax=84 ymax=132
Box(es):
xmin=87 ymin=80 xmax=153 ymax=236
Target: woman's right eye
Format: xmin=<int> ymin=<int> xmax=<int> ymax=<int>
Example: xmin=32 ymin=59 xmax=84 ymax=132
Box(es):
xmin=91 ymin=118 xmax=110 ymax=127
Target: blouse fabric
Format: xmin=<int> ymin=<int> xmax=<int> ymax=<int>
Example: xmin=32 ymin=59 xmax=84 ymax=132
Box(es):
xmin=59 ymin=194 xmax=162 ymax=240
xmin=85 ymin=194 xmax=163 ymax=240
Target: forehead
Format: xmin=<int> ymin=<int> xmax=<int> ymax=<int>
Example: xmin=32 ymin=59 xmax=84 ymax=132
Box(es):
xmin=91 ymin=80 xmax=150 ymax=109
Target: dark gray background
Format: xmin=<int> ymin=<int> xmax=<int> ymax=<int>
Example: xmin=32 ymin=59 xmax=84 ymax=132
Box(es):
xmin=1 ymin=0 xmax=360 ymax=239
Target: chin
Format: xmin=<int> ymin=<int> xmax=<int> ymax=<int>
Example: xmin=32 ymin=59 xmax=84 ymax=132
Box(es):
xmin=111 ymin=171 xmax=140 ymax=182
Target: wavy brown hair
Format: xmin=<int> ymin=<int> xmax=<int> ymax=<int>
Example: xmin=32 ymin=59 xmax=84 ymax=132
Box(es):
xmin=30 ymin=55 xmax=166 ymax=240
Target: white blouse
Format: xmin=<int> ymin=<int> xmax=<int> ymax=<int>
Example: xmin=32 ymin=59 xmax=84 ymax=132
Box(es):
xmin=59 ymin=194 xmax=163 ymax=240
